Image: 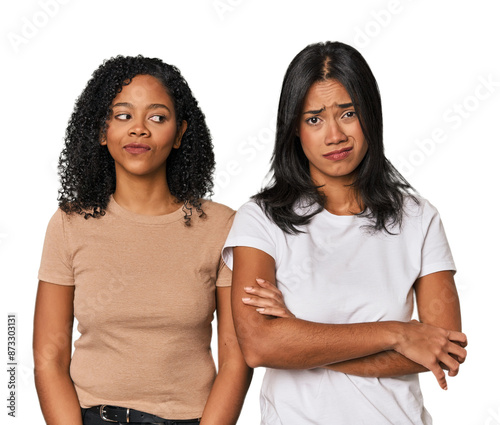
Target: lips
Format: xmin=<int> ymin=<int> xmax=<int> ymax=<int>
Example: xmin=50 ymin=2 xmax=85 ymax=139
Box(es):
xmin=123 ymin=143 xmax=151 ymax=154
xmin=323 ymin=147 xmax=352 ymax=161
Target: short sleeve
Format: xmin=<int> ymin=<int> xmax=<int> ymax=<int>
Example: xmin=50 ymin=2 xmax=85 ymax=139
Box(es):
xmin=213 ymin=204 xmax=235 ymax=287
xmin=38 ymin=209 xmax=75 ymax=286
xmin=419 ymin=200 xmax=456 ymax=278
xmin=215 ymin=258 xmax=232 ymax=287
xmin=222 ymin=201 xmax=278 ymax=271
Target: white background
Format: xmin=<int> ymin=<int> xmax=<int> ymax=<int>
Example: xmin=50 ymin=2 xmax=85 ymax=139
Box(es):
xmin=1 ymin=1 xmax=499 ymax=424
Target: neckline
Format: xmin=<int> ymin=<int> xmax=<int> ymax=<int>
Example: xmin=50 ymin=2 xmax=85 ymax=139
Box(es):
xmin=107 ymin=195 xmax=185 ymax=225
xmin=320 ymin=207 xmax=358 ymax=221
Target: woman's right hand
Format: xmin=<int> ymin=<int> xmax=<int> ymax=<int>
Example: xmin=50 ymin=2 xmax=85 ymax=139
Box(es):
xmin=241 ymin=278 xmax=295 ymax=318
xmin=393 ymin=319 xmax=467 ymax=390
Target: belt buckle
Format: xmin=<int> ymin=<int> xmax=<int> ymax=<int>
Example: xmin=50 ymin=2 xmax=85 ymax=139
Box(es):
xmin=100 ymin=405 xmax=130 ymax=423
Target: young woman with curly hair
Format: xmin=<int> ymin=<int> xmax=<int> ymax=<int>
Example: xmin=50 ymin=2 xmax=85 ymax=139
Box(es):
xmin=223 ymin=42 xmax=467 ymax=424
xmin=34 ymin=56 xmax=252 ymax=425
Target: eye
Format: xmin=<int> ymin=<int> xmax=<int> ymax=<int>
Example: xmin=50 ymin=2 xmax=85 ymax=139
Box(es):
xmin=342 ymin=111 xmax=357 ymax=120
xmin=305 ymin=116 xmax=322 ymax=125
xmin=115 ymin=113 xmax=131 ymax=120
xmin=150 ymin=115 xmax=166 ymax=123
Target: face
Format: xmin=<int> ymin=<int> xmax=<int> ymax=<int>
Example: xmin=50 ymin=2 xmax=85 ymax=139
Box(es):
xmin=298 ymin=79 xmax=368 ymax=186
xmin=102 ymin=74 xmax=187 ymax=180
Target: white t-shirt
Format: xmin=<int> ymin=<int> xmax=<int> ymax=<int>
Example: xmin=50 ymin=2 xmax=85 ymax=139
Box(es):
xmin=222 ymin=197 xmax=455 ymax=425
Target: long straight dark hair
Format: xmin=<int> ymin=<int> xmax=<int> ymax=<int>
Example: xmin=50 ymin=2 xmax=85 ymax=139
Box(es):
xmin=253 ymin=41 xmax=417 ymax=234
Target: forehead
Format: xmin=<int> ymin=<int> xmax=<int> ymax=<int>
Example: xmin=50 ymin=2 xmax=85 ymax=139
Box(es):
xmin=303 ymin=79 xmax=352 ymax=108
xmin=113 ymin=74 xmax=172 ymax=104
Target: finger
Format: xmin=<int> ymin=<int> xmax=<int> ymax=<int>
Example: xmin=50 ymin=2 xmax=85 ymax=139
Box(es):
xmin=255 ymin=278 xmax=283 ymax=295
xmin=245 ymin=285 xmax=279 ymax=297
xmin=447 ymin=331 xmax=467 ymax=346
xmin=255 ymin=278 xmax=276 ymax=288
xmin=242 ymin=297 xmax=279 ymax=309
xmin=244 ymin=286 xmax=282 ymax=304
xmin=438 ymin=361 xmax=449 ymax=371
xmin=430 ymin=364 xmax=448 ymax=390
xmin=256 ymin=307 xmax=293 ymax=318
xmin=446 ymin=343 xmax=467 ymax=363
xmin=448 ymin=353 xmax=464 ymax=365
xmin=437 ymin=353 xmax=460 ymax=377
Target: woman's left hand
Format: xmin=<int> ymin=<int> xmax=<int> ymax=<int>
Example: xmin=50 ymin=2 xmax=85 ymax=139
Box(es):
xmin=242 ymin=278 xmax=295 ymax=318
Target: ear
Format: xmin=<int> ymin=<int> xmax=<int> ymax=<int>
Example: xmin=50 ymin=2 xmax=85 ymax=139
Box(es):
xmin=173 ymin=120 xmax=188 ymax=149
xmin=99 ymin=132 xmax=107 ymax=146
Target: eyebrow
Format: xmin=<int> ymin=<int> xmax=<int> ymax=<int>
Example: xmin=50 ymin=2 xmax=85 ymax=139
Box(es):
xmin=303 ymin=102 xmax=354 ymax=115
xmin=111 ymin=102 xmax=171 ymax=112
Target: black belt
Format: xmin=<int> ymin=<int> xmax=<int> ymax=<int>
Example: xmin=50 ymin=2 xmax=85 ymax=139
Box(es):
xmin=85 ymin=405 xmax=200 ymax=424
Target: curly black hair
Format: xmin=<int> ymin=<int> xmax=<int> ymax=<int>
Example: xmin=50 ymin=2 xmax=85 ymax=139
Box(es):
xmin=58 ymin=55 xmax=215 ymax=223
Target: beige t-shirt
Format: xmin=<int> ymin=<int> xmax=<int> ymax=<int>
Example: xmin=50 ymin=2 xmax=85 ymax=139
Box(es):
xmin=38 ymin=197 xmax=234 ymax=419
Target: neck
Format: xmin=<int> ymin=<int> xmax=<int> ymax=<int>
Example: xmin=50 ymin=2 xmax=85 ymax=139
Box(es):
xmin=314 ymin=175 xmax=363 ymax=216
xmin=113 ymin=171 xmax=180 ymax=216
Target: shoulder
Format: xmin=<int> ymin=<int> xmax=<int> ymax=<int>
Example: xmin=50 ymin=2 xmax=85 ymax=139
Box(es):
xmin=223 ymin=200 xmax=281 ymax=265
xmin=403 ymin=194 xmax=439 ymax=219
xmin=239 ymin=200 xmax=267 ymax=215
xmin=200 ymin=200 xmax=235 ymax=218
xmin=198 ymin=199 xmax=235 ymax=226
xmin=229 ymin=200 xmax=282 ymax=241
xmin=402 ymin=194 xmax=444 ymax=236
xmin=42 ymin=208 xmax=83 ymax=253
xmin=46 ymin=206 xmax=109 ymax=239
xmin=234 ymin=200 xmax=270 ymax=223
xmin=201 ymin=199 xmax=235 ymax=216
xmin=47 ymin=207 xmax=78 ymax=229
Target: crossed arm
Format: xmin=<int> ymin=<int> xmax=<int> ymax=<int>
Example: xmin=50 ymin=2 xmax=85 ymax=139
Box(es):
xmin=322 ymin=271 xmax=463 ymax=384
xmin=232 ymin=246 xmax=467 ymax=390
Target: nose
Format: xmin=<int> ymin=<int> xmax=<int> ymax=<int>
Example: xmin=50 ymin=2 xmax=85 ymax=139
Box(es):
xmin=128 ymin=119 xmax=150 ymax=137
xmin=325 ymin=119 xmax=347 ymax=145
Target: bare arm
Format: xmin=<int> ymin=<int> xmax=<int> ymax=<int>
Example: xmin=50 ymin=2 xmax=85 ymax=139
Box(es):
xmin=242 ymin=278 xmax=427 ymax=377
xmin=414 ymin=271 xmax=465 ymax=372
xmin=200 ymin=286 xmax=253 ymax=425
xmin=414 ymin=271 xmax=462 ymax=332
xmin=232 ymin=247 xmax=466 ymax=385
xmin=323 ymin=271 xmax=464 ymax=387
xmin=243 ymin=270 xmax=465 ymax=389
xmin=33 ymin=281 xmax=82 ymax=425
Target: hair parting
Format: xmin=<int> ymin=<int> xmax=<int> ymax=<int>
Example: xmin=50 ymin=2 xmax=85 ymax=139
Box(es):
xmin=253 ymin=41 xmax=418 ymax=234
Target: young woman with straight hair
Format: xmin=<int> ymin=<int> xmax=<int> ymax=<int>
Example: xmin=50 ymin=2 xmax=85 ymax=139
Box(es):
xmin=223 ymin=41 xmax=467 ymax=424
